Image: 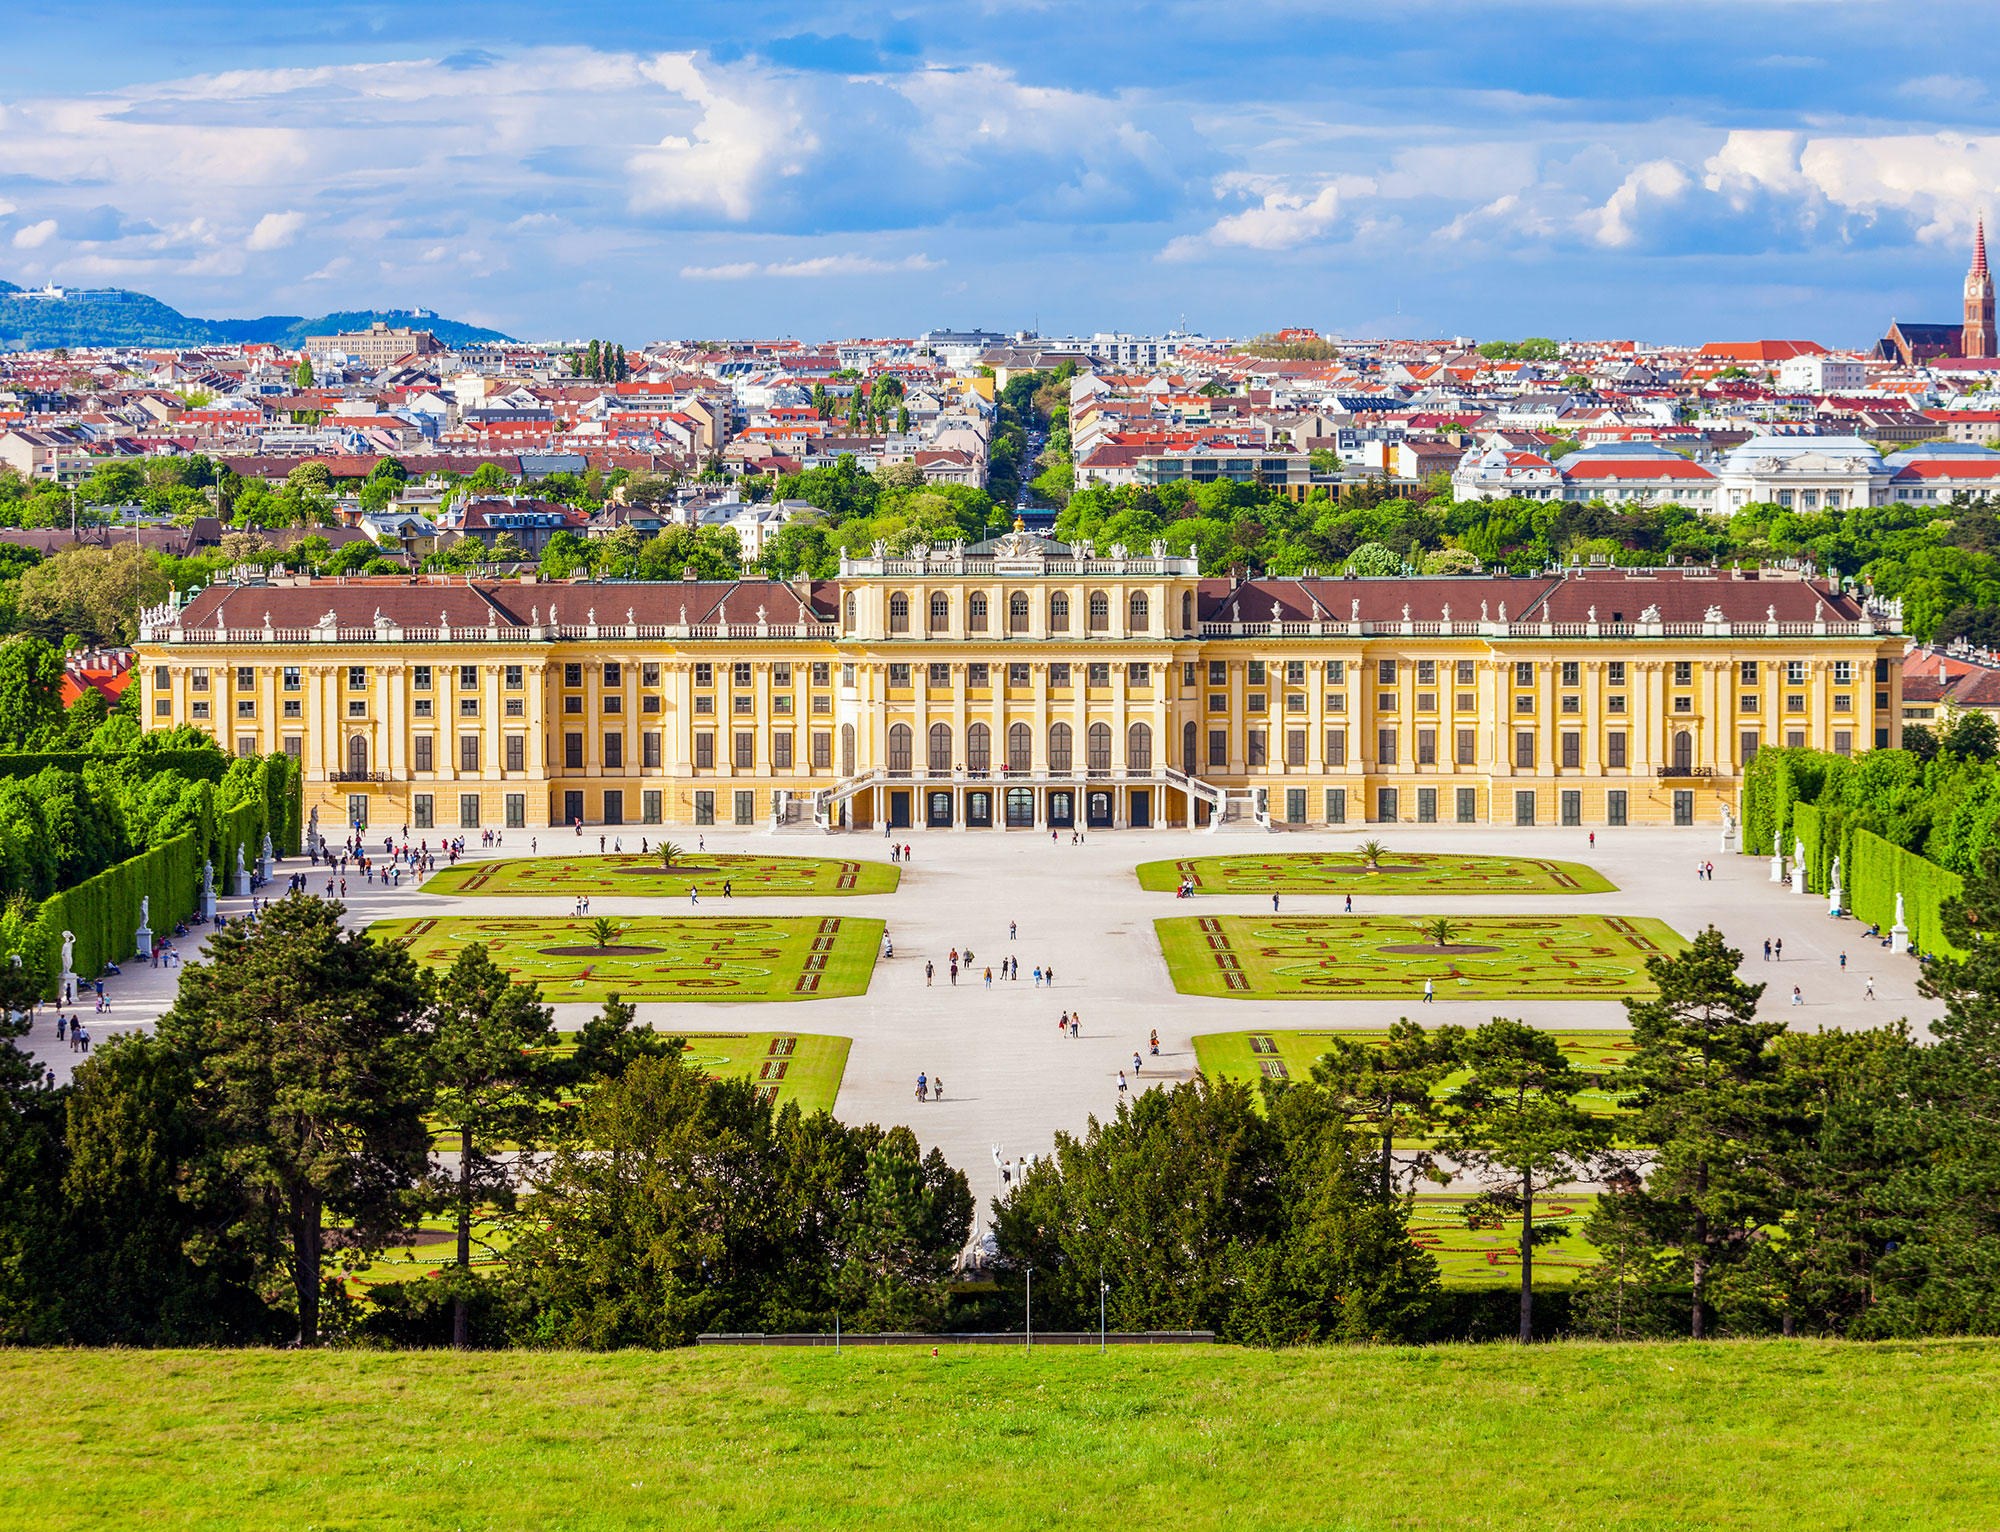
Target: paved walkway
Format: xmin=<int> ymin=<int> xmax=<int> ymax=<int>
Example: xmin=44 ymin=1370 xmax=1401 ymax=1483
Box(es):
xmin=24 ymin=825 xmax=1941 ymax=1206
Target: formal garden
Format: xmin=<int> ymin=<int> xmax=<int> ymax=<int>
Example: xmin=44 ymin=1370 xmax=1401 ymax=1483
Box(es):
xmin=370 ymin=913 xmax=884 ymax=1001
xmin=1136 ymin=846 xmax=1616 ymax=895
xmin=1156 ymin=914 xmax=1687 ymax=999
xmin=423 ymin=850 xmax=899 ymax=899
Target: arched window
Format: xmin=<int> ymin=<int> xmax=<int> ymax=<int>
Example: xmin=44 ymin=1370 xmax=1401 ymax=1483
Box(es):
xmin=1089 ymin=591 xmax=1110 ymax=631
xmin=1183 ymin=720 xmax=1198 ymax=771
xmin=1088 ymin=722 xmax=1112 ymax=772
xmin=1049 ymin=592 xmax=1070 ymax=632
xmin=928 ymin=722 xmax=953 ymax=772
xmin=348 ymin=735 xmax=369 ymax=776
xmin=929 ymin=592 xmax=950 ymax=631
xmin=1129 ymin=592 xmax=1149 ymax=631
xmin=1009 ymin=591 xmax=1030 ymax=633
xmin=969 ymin=592 xmax=989 ymax=632
xmin=1049 ymin=722 xmax=1073 ymax=773
xmin=844 ymin=592 xmax=857 ymax=631
xmin=968 ymin=722 xmax=991 ymax=773
xmin=888 ymin=723 xmax=912 ymax=774
xmin=1008 ymin=722 xmax=1033 ymax=773
xmin=888 ymin=592 xmax=910 ymax=633
xmin=1673 ymin=729 xmax=1693 ymax=771
xmin=1128 ymin=722 xmax=1152 ymax=771
xmin=841 ymin=723 xmax=856 ymax=776
xmin=1181 ymin=590 xmax=1193 ymax=633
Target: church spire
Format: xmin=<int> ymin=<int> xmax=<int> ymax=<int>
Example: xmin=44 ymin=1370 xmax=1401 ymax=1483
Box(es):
xmin=1977 ymin=216 xmax=1990 ymax=277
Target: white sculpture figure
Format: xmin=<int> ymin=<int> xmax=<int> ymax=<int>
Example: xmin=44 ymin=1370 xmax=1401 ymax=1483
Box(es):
xmin=307 ymin=807 xmax=318 ymax=842
xmin=1791 ymin=837 xmax=1808 ymax=894
xmin=1351 ymin=598 xmax=1361 ymax=622
xmin=1827 ymin=854 xmax=1844 ymax=916
xmin=236 ymin=845 xmax=247 ymax=877
xmin=1587 ymin=605 xmax=1597 ymax=623
xmin=138 ymin=896 xmax=149 ymax=931
xmin=262 ymin=833 xmax=274 ymax=862
xmin=1402 ymin=603 xmax=1411 ymax=622
xmin=1640 ymin=603 xmax=1661 ymax=623
xmin=1498 ymin=601 xmax=1508 ymax=623
xmin=1769 ymin=842 xmax=1784 ymax=883
xmin=1481 ymin=600 xmax=1490 ymax=622
xmin=59 ymin=929 xmax=75 ymax=977
xmin=202 ymin=859 xmax=215 ymax=898
xmin=1442 ymin=603 xmax=1452 ymax=623
xmin=1890 ymin=892 xmax=1911 ymax=954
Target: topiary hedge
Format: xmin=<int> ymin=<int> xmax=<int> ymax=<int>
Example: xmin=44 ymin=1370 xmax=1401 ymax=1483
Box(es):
xmin=1848 ymin=828 xmax=1966 ymax=961
xmin=27 ymin=829 xmax=202 ymax=995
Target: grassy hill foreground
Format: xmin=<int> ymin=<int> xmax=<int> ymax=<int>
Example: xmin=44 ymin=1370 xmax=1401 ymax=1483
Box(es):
xmin=2 ymin=1340 xmax=1997 ymax=1530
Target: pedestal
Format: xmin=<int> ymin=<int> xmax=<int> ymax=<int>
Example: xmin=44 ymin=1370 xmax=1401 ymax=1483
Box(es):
xmin=1790 ymin=866 xmax=1807 ymax=895
xmin=1890 ymin=920 xmax=1911 ymax=955
xmin=1826 ymin=888 xmax=1842 ymax=918
xmin=256 ymin=853 xmax=272 ymax=882
xmin=59 ymin=969 xmax=77 ymax=1005
xmin=134 ymin=926 xmax=153 ymax=965
xmin=233 ymin=868 xmax=252 ymax=898
xmin=1720 ymin=825 xmax=1736 ymax=854
xmin=1768 ymin=852 xmax=1784 ymax=883
xmin=199 ymin=889 xmax=217 ymax=923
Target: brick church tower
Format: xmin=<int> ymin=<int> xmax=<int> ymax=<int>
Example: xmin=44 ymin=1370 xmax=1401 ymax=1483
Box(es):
xmin=1965 ymin=217 xmax=1995 ymax=359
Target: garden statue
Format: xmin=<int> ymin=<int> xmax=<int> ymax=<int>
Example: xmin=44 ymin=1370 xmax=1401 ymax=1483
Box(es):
xmin=59 ymin=929 xmax=74 ymax=977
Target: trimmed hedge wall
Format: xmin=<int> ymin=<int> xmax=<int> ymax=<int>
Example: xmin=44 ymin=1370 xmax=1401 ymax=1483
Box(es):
xmin=32 ymin=831 xmax=201 ymax=995
xmin=1849 ymin=829 xmax=1966 ymax=961
xmin=0 ymin=749 xmax=229 ymax=784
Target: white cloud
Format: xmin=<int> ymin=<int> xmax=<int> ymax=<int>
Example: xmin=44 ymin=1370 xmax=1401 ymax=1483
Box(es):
xmin=1899 ymin=74 xmax=1984 ymax=108
xmin=626 ymin=53 xmax=819 ymax=222
xmin=0 ymin=199 xmax=15 ymax=219
xmin=12 ymin=220 xmax=56 ymax=249
xmin=246 ymin=210 xmax=305 ymax=251
xmin=680 ymin=253 xmax=942 ymax=280
xmin=1582 ymin=159 xmax=1692 ymax=247
xmin=1162 ymin=175 xmax=1376 ymax=260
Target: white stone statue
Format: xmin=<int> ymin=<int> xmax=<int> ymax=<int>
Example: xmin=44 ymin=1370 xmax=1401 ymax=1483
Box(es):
xmin=236 ymin=845 xmax=247 ymax=876
xmin=1498 ymin=601 xmax=1509 ymax=622
xmin=261 ymin=833 xmax=274 ymax=862
xmin=1640 ymin=603 xmax=1661 ymax=623
xmin=138 ymin=896 xmax=150 ymax=930
xmin=59 ymin=930 xmax=74 ymax=976
xmin=202 ymin=859 xmax=215 ymax=897
xmin=1351 ymin=598 xmax=1361 ymax=622
xmin=307 ymin=807 xmax=318 ymax=840
xmin=1587 ymin=604 xmax=1597 ymax=622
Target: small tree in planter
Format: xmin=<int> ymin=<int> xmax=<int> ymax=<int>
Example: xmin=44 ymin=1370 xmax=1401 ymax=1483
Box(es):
xmin=586 ymin=916 xmax=625 ymax=949
xmin=1420 ymin=917 xmax=1463 ymax=950
xmin=656 ymin=841 xmax=685 ymax=870
xmin=1357 ymin=839 xmax=1388 ymax=871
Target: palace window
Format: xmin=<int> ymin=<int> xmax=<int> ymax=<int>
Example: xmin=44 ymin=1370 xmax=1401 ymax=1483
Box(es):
xmin=1088 ymin=591 xmax=1109 ymax=631
xmin=889 ymin=592 xmax=910 ymax=632
xmin=969 ymin=592 xmax=989 ymax=631
xmin=930 ymin=593 xmax=950 ymax=631
xmin=1129 ymin=592 xmax=1149 ymax=631
xmin=1049 ymin=592 xmax=1069 ymax=632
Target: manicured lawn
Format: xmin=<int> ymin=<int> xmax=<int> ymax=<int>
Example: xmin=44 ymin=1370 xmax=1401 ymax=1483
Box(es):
xmin=1192 ymin=1026 xmax=1636 ymax=1121
xmin=371 ymin=914 xmax=882 ymax=1001
xmin=1410 ymin=1192 xmax=1603 ymax=1288
xmin=2 ymin=1343 xmax=1996 ymax=1530
xmin=425 ymin=852 xmax=899 ymax=898
xmin=1137 ymin=849 xmax=1615 ymax=895
xmin=1157 ymin=914 xmax=1687 ymax=999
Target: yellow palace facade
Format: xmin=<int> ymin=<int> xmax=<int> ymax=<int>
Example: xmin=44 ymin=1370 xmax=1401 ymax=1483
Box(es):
xmin=136 ymin=528 xmax=1903 ymax=835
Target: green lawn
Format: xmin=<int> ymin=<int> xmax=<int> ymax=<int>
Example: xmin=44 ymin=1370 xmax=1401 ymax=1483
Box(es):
xmin=1192 ymin=1026 xmax=1636 ymax=1121
xmin=1410 ymin=1192 xmax=1603 ymax=1288
xmin=1158 ymin=914 xmax=1687 ymax=1000
xmin=371 ymin=915 xmax=882 ymax=1001
xmin=1138 ymin=849 xmax=1616 ymax=895
xmin=424 ymin=852 xmax=899 ymax=898
xmin=2 ymin=1343 xmax=1996 ymax=1530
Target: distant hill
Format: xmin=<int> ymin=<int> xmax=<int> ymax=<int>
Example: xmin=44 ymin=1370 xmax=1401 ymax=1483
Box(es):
xmin=0 ymin=282 xmax=512 ymax=353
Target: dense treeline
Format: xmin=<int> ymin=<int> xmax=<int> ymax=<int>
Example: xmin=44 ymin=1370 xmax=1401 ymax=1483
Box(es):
xmin=994 ymin=922 xmax=2000 ymax=1345
xmin=0 ymin=902 xmax=971 ymax=1348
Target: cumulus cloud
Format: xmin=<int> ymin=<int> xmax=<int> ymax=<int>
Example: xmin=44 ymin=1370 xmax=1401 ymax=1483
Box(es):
xmin=680 ymin=252 xmax=942 ymax=279
xmin=246 ymin=211 xmax=305 ymax=251
xmin=12 ymin=220 xmax=56 ymax=249
xmin=1162 ymin=174 xmax=1375 ymax=260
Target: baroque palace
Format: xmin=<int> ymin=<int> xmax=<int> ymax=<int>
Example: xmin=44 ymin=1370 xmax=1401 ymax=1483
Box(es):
xmin=136 ymin=525 xmax=1903 ymax=836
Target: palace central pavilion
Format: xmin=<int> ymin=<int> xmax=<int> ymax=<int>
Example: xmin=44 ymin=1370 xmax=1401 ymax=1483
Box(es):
xmin=138 ymin=525 xmax=1902 ymax=835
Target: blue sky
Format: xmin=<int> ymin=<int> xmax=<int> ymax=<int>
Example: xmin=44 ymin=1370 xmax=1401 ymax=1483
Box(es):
xmin=3 ymin=1 xmax=1999 ymax=346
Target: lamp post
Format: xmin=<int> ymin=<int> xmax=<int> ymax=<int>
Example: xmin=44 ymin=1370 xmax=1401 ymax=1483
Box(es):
xmin=1099 ymin=1265 xmax=1107 ymax=1354
xmin=1025 ymin=1265 xmax=1032 ymax=1353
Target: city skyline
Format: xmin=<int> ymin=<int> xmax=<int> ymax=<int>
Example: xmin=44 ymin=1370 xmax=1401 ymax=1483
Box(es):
xmin=2 ymin=2 xmax=1999 ymax=345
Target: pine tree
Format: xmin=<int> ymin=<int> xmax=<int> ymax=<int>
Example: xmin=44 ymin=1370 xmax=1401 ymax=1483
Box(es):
xmin=586 ymin=339 xmax=602 ymax=382
xmin=426 ymin=942 xmax=561 ymax=1349
xmin=1620 ymin=926 xmax=1782 ymax=1338
xmin=1438 ymin=1018 xmax=1609 ymax=1343
xmin=1310 ymin=1018 xmax=1463 ymax=1198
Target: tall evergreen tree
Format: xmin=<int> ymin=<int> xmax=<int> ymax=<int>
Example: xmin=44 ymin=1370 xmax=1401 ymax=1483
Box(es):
xmin=1439 ymin=1018 xmax=1609 ymax=1343
xmin=426 ymin=942 xmax=561 ymax=1349
xmin=586 ymin=339 xmax=602 ymax=382
xmin=1620 ymin=926 xmax=1782 ymax=1338
xmin=154 ymin=893 xmax=432 ymax=1345
xmin=1310 ymin=1018 xmax=1464 ymax=1199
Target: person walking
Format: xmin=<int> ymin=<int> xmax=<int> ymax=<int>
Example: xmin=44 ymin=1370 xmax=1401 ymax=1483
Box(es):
xmin=949 ymin=962 xmax=958 ymax=986
xmin=916 ymin=1072 xmax=927 ymax=1102
xmin=1133 ymin=1051 xmax=1143 ymax=1075
xmin=1150 ymin=1028 xmax=1159 ymax=1056
xmin=931 ymin=1074 xmax=943 ymax=1101
xmin=1010 ymin=920 xmax=1017 ymax=941
xmin=925 ymin=961 xmax=934 ymax=986
xmin=1344 ymin=894 xmax=1353 ymax=914
xmin=1060 ymin=1010 xmax=1070 ymax=1033
xmin=1117 ymin=1070 xmax=1128 ymax=1098
xmin=1033 ymin=965 xmax=1043 ymax=987
xmin=1423 ymin=976 xmax=1434 ymax=1004
xmin=1046 ymin=963 xmax=1055 ymax=986
xmin=1865 ymin=975 xmax=1876 ymax=999
xmin=1069 ymin=1013 xmax=1079 ymax=1038
xmin=723 ymin=880 xmax=733 ymax=898
xmin=984 ymin=966 xmax=993 ymax=988
xmin=1763 ymin=938 xmax=1772 ymax=961
xmin=1775 ymin=938 xmax=1783 ymax=961
xmin=1272 ymin=893 xmax=1281 ymax=912
xmin=1589 ymin=831 xmax=1595 ymax=849
xmin=1839 ymin=951 xmax=1848 ymax=970
xmin=690 ymin=888 xmax=699 ymax=905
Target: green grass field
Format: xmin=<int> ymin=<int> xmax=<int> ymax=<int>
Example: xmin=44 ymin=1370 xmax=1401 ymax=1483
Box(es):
xmin=1192 ymin=1026 xmax=1637 ymax=1122
xmin=1158 ymin=914 xmax=1687 ymax=1000
xmin=1137 ymin=849 xmax=1616 ymax=895
xmin=2 ymin=1343 xmax=1995 ymax=1530
xmin=371 ymin=915 xmax=882 ymax=1001
xmin=424 ymin=852 xmax=899 ymax=898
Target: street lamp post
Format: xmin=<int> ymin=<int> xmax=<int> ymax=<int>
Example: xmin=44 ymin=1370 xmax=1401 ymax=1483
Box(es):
xmin=1099 ymin=1265 xmax=1107 ymax=1354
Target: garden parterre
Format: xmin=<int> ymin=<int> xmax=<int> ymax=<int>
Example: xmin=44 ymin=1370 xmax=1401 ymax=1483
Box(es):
xmin=422 ymin=852 xmax=899 ymax=898
xmin=1136 ymin=849 xmax=1616 ymax=895
xmin=1157 ymin=914 xmax=1688 ymax=999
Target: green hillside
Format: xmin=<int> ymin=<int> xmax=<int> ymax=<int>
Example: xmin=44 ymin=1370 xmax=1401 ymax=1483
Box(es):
xmin=0 ymin=282 xmax=512 ymax=352
xmin=0 ymin=1341 xmax=1990 ymax=1530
